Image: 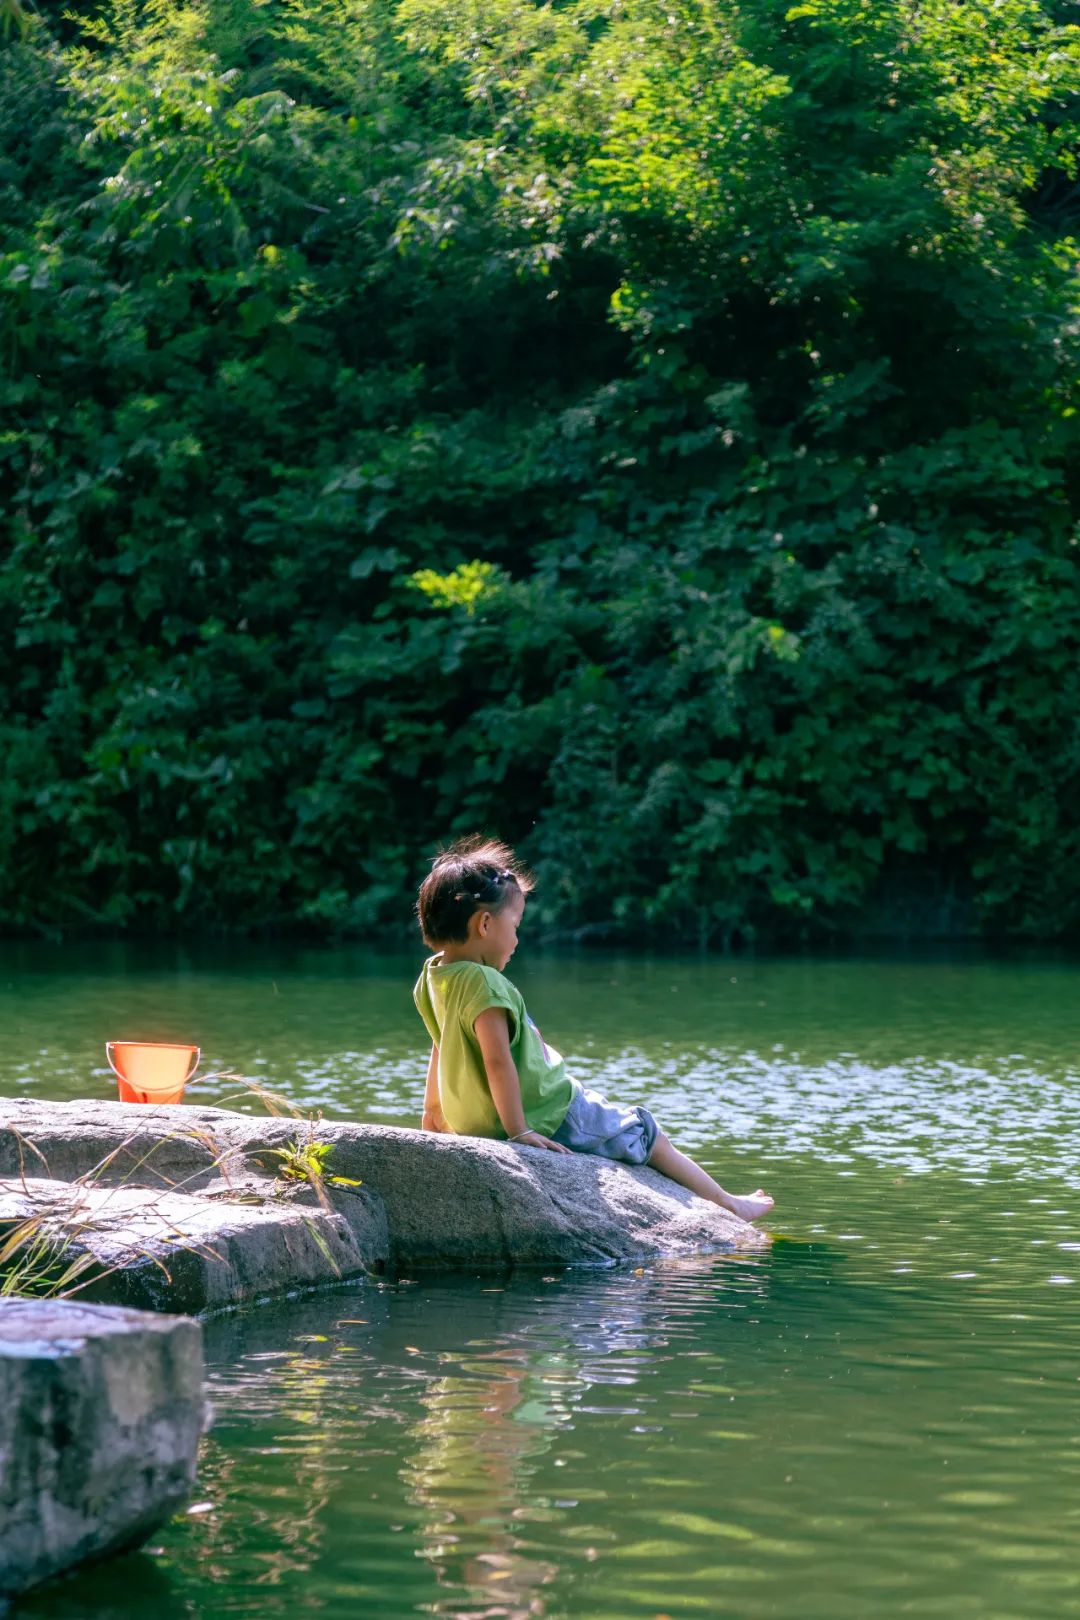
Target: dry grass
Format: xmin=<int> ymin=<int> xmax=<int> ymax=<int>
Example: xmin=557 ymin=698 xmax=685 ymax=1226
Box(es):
xmin=0 ymin=1077 xmax=357 ymax=1301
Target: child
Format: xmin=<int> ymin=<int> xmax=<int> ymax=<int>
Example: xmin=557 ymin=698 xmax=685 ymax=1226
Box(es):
xmin=412 ymin=836 xmax=774 ymax=1224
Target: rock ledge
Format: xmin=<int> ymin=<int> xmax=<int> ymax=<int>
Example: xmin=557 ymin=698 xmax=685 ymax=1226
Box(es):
xmin=0 ymin=1097 xmax=764 ymax=1312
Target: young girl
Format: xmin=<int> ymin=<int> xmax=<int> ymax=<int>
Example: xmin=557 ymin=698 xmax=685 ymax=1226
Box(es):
xmin=413 ymin=837 xmax=774 ymax=1224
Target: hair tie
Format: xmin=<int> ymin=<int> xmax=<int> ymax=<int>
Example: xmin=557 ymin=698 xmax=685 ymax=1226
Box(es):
xmin=452 ymin=870 xmax=517 ymax=903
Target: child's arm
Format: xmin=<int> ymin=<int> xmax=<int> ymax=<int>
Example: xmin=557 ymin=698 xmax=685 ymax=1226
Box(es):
xmin=474 ymin=1009 xmax=571 ymax=1154
xmin=421 ymin=1043 xmax=449 ymax=1133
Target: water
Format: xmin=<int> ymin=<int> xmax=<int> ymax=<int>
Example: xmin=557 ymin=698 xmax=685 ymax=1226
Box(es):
xmin=4 ymin=945 xmax=1080 ymax=1619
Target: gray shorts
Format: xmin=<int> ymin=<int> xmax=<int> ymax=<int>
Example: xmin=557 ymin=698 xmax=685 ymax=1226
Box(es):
xmin=552 ymin=1084 xmax=659 ymax=1166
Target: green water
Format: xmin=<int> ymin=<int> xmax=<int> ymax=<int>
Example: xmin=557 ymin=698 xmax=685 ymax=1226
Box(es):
xmin=5 ymin=945 xmax=1080 ymax=1620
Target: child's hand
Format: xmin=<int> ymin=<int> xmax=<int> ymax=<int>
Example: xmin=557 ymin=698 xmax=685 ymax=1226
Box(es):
xmin=513 ymin=1130 xmax=571 ymax=1154
xmin=421 ymin=1107 xmax=450 ymax=1133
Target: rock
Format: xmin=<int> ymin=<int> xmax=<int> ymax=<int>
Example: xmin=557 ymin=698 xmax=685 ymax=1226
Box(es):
xmin=0 ymin=1176 xmax=389 ymax=1314
xmin=0 ymin=1098 xmax=765 ymax=1305
xmin=0 ymin=1297 xmax=205 ymax=1598
xmin=284 ymin=1122 xmax=767 ymax=1269
xmin=0 ymin=1102 xmax=241 ymax=1190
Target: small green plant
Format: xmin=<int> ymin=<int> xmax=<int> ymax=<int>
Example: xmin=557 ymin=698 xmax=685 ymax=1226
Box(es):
xmin=261 ymin=1138 xmax=362 ymax=1193
xmin=208 ymin=1079 xmax=364 ymax=1277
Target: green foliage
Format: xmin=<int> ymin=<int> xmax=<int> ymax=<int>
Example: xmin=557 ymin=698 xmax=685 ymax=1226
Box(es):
xmin=262 ymin=1138 xmax=362 ymax=1190
xmin=410 ymin=561 xmax=502 ymax=614
xmin=2 ymin=0 xmax=1079 ymax=941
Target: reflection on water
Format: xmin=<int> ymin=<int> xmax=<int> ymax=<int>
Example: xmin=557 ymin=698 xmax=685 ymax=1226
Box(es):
xmin=19 ymin=1237 xmax=1080 ymax=1620
xmin=405 ymin=1347 xmax=562 ymax=1616
xmin=7 ymin=946 xmax=1080 ymax=1620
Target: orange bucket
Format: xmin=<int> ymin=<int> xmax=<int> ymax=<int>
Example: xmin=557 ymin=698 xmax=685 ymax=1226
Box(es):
xmin=105 ymin=1041 xmax=200 ymax=1105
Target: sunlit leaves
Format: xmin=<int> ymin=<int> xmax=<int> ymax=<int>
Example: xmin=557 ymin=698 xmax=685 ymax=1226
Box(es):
xmin=1 ymin=0 xmax=1079 ymax=938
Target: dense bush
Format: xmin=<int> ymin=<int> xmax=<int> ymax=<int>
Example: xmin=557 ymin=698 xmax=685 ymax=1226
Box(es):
xmin=2 ymin=0 xmax=1079 ymax=941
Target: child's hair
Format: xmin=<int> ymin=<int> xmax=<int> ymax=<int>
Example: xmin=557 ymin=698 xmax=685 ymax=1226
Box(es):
xmin=417 ymin=835 xmax=534 ymax=948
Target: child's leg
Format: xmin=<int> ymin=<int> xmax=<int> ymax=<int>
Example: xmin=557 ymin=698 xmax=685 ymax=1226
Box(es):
xmin=647 ymin=1132 xmax=774 ymax=1223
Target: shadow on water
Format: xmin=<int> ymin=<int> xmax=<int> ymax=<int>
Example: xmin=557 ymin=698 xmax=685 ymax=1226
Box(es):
xmin=12 ymin=1548 xmax=197 ymax=1619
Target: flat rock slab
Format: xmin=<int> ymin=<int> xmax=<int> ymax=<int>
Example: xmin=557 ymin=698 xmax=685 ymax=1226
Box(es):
xmin=0 ymin=1098 xmax=765 ymax=1308
xmin=0 ymin=1298 xmax=205 ymax=1597
xmin=0 ymin=1176 xmax=388 ymax=1314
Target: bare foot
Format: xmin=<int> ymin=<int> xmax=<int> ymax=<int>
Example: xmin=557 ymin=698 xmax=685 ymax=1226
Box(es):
xmin=722 ymin=1189 xmax=775 ymax=1223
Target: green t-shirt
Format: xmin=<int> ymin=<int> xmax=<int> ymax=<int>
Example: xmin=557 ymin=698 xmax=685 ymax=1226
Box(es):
xmin=412 ymin=956 xmax=574 ymax=1139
